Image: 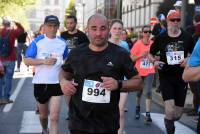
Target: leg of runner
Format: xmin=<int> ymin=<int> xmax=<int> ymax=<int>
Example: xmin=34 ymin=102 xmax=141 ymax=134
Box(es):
xmin=49 ymin=96 xmax=61 ymax=134
xmin=65 ymin=95 xmax=71 ymax=120
xmin=38 ymin=102 xmax=49 ymax=134
xmin=174 ymin=106 xmax=183 ymax=120
xmin=118 ymin=92 xmax=128 ymax=134
xmin=144 ymin=74 xmax=154 ymax=124
xmin=164 ymin=100 xmax=175 ymax=134
xmin=135 ymin=90 xmax=143 ymax=120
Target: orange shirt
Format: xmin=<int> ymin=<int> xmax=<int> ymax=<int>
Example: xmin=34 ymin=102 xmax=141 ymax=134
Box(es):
xmin=131 ymin=39 xmax=155 ymax=76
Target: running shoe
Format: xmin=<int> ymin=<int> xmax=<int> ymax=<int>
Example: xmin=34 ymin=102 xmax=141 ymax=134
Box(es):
xmin=145 ymin=113 xmax=152 ymax=124
xmin=135 ymin=109 xmax=140 ymax=120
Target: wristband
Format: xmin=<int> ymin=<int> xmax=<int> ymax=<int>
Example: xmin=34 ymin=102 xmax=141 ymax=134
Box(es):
xmin=117 ymin=80 xmax=123 ymax=90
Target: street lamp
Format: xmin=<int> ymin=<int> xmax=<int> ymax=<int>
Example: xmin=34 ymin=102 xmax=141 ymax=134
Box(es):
xmin=82 ymin=2 xmax=85 ymax=29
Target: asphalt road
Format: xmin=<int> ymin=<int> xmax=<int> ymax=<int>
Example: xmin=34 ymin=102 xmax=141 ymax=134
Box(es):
xmin=0 ymin=68 xmax=196 ymax=134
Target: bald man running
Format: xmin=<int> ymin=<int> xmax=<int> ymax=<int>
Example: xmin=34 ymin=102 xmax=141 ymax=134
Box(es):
xmin=59 ymin=14 xmax=142 ymax=134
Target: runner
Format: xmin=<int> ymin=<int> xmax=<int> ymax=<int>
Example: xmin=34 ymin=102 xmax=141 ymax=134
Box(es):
xmin=108 ymin=19 xmax=130 ymax=134
xmin=61 ymin=15 xmax=89 ymax=120
xmin=59 ymin=13 xmax=142 ymax=134
xmin=61 ymin=15 xmax=89 ymax=49
xmin=149 ymin=10 xmax=194 ymax=134
xmin=183 ymin=37 xmax=200 ymax=134
xmin=24 ymin=15 xmax=68 ymax=134
xmin=130 ymin=25 xmax=155 ymax=124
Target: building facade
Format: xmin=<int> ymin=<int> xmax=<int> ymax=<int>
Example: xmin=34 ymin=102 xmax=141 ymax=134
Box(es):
xmin=26 ymin=0 xmax=68 ymax=32
xmin=122 ymin=0 xmax=164 ymax=30
xmin=75 ymin=0 xmax=105 ymax=30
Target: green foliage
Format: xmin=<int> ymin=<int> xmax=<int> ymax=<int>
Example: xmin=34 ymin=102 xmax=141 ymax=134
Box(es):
xmin=0 ymin=0 xmax=35 ymax=6
xmin=65 ymin=0 xmax=76 ymax=16
xmin=0 ymin=0 xmax=38 ymax=30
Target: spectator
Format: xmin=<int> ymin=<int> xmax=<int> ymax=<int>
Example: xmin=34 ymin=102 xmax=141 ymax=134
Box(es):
xmin=0 ymin=17 xmax=24 ymax=104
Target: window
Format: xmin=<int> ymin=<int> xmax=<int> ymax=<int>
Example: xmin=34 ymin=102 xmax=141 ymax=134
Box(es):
xmin=45 ymin=0 xmax=50 ymax=5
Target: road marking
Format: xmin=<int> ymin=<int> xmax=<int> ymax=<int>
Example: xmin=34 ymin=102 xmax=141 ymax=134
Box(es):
xmin=19 ymin=111 xmax=43 ymax=133
xmin=3 ymin=77 xmax=26 ymax=112
xmin=142 ymin=113 xmax=196 ymax=134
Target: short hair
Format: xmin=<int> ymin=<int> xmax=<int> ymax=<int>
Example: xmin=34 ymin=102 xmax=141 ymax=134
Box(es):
xmin=110 ymin=19 xmax=123 ymax=28
xmin=194 ymin=13 xmax=200 ymax=23
xmin=66 ymin=15 xmax=77 ymax=23
xmin=87 ymin=13 xmax=108 ymax=27
xmin=141 ymin=25 xmax=151 ymax=32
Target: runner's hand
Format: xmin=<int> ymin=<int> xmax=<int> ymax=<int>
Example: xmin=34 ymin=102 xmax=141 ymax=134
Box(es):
xmin=0 ymin=62 xmax=4 ymax=74
xmin=43 ymin=58 xmax=57 ymax=65
xmin=101 ymin=76 xmax=118 ymax=91
xmin=154 ymin=61 xmax=165 ymax=69
xmin=180 ymin=58 xmax=188 ymax=67
xmin=60 ymin=79 xmax=78 ymax=96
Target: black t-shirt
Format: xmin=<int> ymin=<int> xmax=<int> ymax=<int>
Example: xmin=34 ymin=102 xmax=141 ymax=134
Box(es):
xmin=17 ymin=32 xmax=27 ymax=43
xmin=150 ymin=30 xmax=194 ymax=77
xmin=60 ymin=30 xmax=89 ymax=49
xmin=62 ymin=42 xmax=137 ymax=133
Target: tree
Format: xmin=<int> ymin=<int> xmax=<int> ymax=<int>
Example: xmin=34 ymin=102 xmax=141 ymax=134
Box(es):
xmin=0 ymin=0 xmax=38 ymax=29
xmin=65 ymin=0 xmax=76 ymax=16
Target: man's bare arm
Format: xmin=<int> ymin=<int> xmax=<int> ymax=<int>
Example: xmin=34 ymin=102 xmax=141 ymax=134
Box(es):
xmin=122 ymin=75 xmax=143 ymax=91
xmin=183 ymin=65 xmax=200 ymax=82
xmin=24 ymin=57 xmax=57 ymax=66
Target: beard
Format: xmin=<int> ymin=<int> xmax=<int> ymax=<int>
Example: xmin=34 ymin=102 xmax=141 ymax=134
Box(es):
xmin=68 ymin=26 xmax=76 ymax=32
xmin=168 ymin=25 xmax=180 ymax=34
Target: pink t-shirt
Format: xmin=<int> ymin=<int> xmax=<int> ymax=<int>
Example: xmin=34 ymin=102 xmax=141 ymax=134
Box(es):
xmin=131 ymin=39 xmax=155 ymax=76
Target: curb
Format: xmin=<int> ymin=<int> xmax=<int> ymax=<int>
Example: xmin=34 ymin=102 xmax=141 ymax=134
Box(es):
xmin=152 ymin=88 xmax=197 ymax=131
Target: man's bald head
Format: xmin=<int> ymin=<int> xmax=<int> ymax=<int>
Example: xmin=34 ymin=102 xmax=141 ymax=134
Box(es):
xmin=87 ymin=13 xmax=109 ymax=27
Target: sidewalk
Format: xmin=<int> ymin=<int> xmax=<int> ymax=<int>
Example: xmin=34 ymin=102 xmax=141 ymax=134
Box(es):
xmin=152 ymin=88 xmax=197 ymax=131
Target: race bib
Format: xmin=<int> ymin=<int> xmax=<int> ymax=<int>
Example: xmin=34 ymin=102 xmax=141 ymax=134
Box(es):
xmin=140 ymin=58 xmax=153 ymax=69
xmin=82 ymin=79 xmax=111 ymax=103
xmin=166 ymin=51 xmax=184 ymax=65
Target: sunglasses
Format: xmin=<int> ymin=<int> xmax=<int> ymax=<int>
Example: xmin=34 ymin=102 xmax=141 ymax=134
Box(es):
xmin=143 ymin=31 xmax=152 ymax=33
xmin=169 ymin=18 xmax=181 ymax=22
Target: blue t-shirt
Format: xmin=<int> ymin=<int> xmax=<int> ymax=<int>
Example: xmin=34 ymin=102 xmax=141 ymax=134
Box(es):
xmin=119 ymin=40 xmax=130 ymax=52
xmin=188 ymin=38 xmax=200 ymax=67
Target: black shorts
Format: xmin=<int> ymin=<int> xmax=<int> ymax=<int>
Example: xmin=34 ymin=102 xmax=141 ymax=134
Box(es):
xmin=34 ymin=84 xmax=63 ymax=104
xmin=159 ymin=75 xmax=187 ymax=107
xmin=70 ymin=130 xmax=117 ymax=134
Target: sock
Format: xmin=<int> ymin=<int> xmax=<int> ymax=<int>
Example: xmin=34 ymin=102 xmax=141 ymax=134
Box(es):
xmin=164 ymin=118 xmax=175 ymax=134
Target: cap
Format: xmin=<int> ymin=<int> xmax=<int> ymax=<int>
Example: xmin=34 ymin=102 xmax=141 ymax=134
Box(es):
xmin=174 ymin=1 xmax=182 ymax=7
xmin=167 ymin=10 xmax=181 ymax=20
xmin=44 ymin=15 xmax=60 ymax=25
xmin=2 ymin=16 xmax=11 ymax=25
xmin=158 ymin=14 xmax=165 ymax=21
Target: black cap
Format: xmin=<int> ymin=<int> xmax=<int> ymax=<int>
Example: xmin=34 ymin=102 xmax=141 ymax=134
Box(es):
xmin=44 ymin=15 xmax=60 ymax=25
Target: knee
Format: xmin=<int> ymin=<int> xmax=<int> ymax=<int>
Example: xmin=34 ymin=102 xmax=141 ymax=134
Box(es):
xmin=50 ymin=113 xmax=59 ymax=122
xmin=145 ymin=91 xmax=152 ymax=99
xmin=165 ymin=108 xmax=175 ymax=118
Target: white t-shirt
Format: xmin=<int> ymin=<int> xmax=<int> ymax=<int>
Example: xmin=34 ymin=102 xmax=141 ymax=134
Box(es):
xmin=26 ymin=34 xmax=68 ymax=84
